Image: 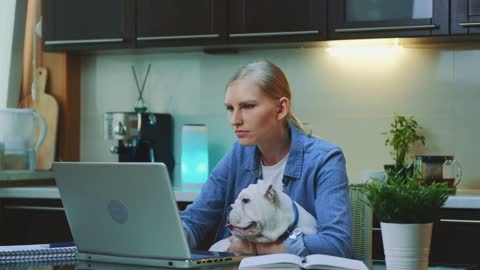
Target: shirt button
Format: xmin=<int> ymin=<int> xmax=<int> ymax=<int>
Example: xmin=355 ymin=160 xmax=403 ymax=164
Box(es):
xmin=289 ymin=228 xmax=302 ymax=239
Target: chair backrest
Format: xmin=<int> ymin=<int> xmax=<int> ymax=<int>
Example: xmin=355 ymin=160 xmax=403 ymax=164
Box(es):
xmin=349 ymin=185 xmax=373 ymax=270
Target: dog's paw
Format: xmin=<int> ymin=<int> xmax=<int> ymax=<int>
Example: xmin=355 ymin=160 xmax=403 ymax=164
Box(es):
xmin=208 ymin=238 xmax=230 ymax=252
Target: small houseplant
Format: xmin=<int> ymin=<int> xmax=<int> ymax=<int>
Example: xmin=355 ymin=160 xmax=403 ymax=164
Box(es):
xmin=359 ymin=174 xmax=451 ymax=270
xmin=383 ymin=114 xmax=425 ymax=177
xmin=357 ymin=114 xmax=451 ymax=270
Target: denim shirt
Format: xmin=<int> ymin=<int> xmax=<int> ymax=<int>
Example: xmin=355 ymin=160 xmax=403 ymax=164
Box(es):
xmin=181 ymin=123 xmax=352 ymax=257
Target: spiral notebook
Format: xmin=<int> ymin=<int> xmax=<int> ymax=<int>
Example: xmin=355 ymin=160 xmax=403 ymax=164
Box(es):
xmin=0 ymin=243 xmax=77 ymax=264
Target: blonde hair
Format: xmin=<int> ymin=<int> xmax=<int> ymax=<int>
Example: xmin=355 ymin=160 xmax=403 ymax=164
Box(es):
xmin=226 ymin=60 xmax=310 ymax=135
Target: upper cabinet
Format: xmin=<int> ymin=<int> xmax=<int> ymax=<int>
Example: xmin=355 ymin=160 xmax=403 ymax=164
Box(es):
xmin=42 ymin=0 xmax=135 ymax=51
xmin=228 ymin=0 xmax=327 ymax=43
xmin=328 ymin=0 xmax=449 ymax=39
xmin=136 ymin=0 xmax=226 ymax=48
xmin=44 ymin=0 xmax=480 ymax=52
xmin=451 ymin=0 xmax=480 ymax=35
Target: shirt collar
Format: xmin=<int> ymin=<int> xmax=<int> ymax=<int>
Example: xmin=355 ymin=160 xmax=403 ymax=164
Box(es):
xmin=242 ymin=122 xmax=305 ymax=180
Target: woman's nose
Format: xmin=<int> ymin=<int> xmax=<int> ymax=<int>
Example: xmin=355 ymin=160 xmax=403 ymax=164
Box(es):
xmin=229 ymin=110 xmax=242 ymax=125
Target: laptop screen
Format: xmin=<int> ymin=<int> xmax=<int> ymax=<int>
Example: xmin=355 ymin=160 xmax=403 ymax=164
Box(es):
xmin=54 ymin=162 xmax=192 ymax=260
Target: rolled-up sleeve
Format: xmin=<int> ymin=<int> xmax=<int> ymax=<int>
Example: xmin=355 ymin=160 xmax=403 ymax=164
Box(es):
xmin=303 ymin=148 xmax=352 ymax=257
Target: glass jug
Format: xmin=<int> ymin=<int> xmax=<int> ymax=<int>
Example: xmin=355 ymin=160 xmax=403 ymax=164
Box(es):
xmin=415 ymin=155 xmax=462 ymax=190
xmin=0 ymin=108 xmax=47 ymax=171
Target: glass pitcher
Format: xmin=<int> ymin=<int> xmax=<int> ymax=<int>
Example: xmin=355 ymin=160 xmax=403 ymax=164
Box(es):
xmin=0 ymin=108 xmax=47 ymax=171
xmin=415 ymin=155 xmax=462 ymax=190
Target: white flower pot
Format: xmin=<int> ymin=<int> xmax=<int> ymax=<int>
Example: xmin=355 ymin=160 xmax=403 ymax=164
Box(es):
xmin=380 ymin=222 xmax=433 ymax=270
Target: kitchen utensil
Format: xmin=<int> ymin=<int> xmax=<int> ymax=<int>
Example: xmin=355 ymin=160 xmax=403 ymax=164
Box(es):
xmin=415 ymin=155 xmax=462 ymax=189
xmin=0 ymin=108 xmax=47 ymax=171
xmin=18 ymin=67 xmax=59 ymax=170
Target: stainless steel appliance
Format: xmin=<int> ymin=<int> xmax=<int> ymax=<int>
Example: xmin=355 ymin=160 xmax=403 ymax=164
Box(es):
xmin=104 ymin=112 xmax=174 ymax=177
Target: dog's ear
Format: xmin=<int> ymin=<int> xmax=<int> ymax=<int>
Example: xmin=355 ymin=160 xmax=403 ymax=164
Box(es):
xmin=264 ymin=184 xmax=279 ymax=205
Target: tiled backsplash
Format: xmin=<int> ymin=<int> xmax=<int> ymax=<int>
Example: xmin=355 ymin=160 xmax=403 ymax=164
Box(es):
xmin=80 ymin=44 xmax=480 ymax=189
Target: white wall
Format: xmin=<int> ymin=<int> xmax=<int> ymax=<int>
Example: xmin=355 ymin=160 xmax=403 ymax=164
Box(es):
xmin=0 ymin=0 xmax=26 ymax=109
xmin=79 ymin=42 xmax=480 ymax=189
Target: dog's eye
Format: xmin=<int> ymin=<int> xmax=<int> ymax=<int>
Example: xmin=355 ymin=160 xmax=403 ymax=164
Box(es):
xmin=242 ymin=198 xmax=250 ymax=204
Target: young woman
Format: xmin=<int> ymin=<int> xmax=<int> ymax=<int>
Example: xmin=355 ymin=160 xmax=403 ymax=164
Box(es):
xmin=181 ymin=60 xmax=352 ymax=257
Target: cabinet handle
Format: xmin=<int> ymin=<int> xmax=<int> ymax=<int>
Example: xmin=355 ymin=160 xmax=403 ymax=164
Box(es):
xmin=4 ymin=205 xmax=64 ymax=211
xmin=137 ymin=34 xmax=220 ymax=41
xmin=459 ymin=22 xmax=480 ymax=27
xmin=335 ymin=24 xmax=437 ymax=33
xmin=44 ymin=38 xmax=124 ymax=45
xmin=229 ymin=30 xmax=319 ymax=38
xmin=440 ymin=218 xmax=480 ymax=224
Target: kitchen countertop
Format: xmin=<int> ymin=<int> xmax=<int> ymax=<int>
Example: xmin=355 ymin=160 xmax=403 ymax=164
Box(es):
xmin=0 ymin=171 xmax=55 ymax=187
xmin=0 ymin=171 xmax=54 ymax=180
xmin=0 ymin=186 xmax=200 ymax=202
xmin=0 ymin=186 xmax=480 ymax=208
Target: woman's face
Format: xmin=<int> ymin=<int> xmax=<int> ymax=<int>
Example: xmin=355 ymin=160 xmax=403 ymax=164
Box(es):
xmin=224 ymin=79 xmax=285 ymax=146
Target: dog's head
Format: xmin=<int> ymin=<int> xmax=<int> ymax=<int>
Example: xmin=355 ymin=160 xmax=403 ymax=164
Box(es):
xmin=226 ymin=180 xmax=291 ymax=242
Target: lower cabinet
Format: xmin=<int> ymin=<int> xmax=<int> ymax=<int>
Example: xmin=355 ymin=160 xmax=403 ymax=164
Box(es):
xmin=372 ymin=208 xmax=480 ymax=265
xmin=0 ymin=199 xmax=73 ymax=245
xmin=0 ymin=199 xmax=213 ymax=249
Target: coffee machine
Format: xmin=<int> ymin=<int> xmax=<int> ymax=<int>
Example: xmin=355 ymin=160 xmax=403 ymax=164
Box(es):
xmin=104 ymin=112 xmax=174 ymax=177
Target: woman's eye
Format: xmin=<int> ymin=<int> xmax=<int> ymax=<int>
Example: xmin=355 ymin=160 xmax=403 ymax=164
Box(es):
xmin=225 ymin=106 xmax=233 ymax=112
xmin=244 ymin=104 xmax=255 ymax=109
xmin=242 ymin=198 xmax=250 ymax=204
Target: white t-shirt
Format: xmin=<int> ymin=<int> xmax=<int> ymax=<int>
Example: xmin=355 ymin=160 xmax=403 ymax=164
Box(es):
xmin=261 ymin=153 xmax=289 ymax=190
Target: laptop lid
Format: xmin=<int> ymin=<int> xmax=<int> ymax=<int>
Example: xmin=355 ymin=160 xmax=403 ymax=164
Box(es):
xmin=53 ymin=162 xmax=241 ymax=268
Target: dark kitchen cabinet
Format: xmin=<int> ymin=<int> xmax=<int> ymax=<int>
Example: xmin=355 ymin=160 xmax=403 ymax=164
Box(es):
xmin=452 ymin=0 xmax=480 ymax=35
xmin=328 ymin=0 xmax=449 ymax=40
xmin=0 ymin=199 xmax=73 ymax=245
xmin=42 ymin=0 xmax=135 ymax=52
xmin=136 ymin=0 xmax=227 ymax=48
xmin=372 ymin=208 xmax=480 ymax=265
xmin=227 ymin=0 xmax=327 ymax=44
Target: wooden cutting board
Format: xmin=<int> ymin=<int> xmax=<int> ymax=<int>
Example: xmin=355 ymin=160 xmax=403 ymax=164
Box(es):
xmin=18 ymin=67 xmax=59 ymax=170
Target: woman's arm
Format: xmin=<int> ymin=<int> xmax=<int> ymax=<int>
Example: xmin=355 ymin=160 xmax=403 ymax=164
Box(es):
xmin=180 ymin=150 xmax=233 ymax=248
xmin=302 ymin=148 xmax=352 ymax=257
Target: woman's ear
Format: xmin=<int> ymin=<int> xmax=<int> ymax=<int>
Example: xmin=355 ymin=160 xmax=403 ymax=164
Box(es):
xmin=277 ymin=97 xmax=290 ymax=120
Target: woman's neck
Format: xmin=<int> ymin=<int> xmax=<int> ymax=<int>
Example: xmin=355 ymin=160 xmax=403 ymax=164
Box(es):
xmin=258 ymin=127 xmax=291 ymax=166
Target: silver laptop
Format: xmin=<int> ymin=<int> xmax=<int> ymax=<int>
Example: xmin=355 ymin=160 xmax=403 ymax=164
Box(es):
xmin=53 ymin=162 xmax=243 ymax=268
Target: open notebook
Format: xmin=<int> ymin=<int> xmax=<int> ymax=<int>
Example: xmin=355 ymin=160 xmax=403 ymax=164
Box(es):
xmin=53 ymin=162 xmax=243 ymax=268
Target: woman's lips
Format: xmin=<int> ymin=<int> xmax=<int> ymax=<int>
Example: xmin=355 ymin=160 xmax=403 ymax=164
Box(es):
xmin=235 ymin=130 xmax=248 ymax=138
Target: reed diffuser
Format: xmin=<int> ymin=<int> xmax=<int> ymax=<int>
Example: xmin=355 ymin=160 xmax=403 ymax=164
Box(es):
xmin=131 ymin=64 xmax=151 ymax=113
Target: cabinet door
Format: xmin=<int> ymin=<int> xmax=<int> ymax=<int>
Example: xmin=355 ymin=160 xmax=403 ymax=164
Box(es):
xmin=452 ymin=0 xmax=480 ymax=35
xmin=228 ymin=0 xmax=326 ymax=44
xmin=328 ymin=0 xmax=449 ymax=39
xmin=372 ymin=209 xmax=480 ymax=265
xmin=42 ymin=0 xmax=134 ymax=51
xmin=136 ymin=0 xmax=226 ymax=48
xmin=430 ymin=208 xmax=480 ymax=265
xmin=0 ymin=199 xmax=73 ymax=245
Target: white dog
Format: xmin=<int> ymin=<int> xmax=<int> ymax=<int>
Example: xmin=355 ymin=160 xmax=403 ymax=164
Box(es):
xmin=209 ymin=180 xmax=318 ymax=252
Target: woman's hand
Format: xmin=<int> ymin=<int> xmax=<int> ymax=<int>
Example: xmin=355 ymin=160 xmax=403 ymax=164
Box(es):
xmin=226 ymin=236 xmax=255 ymax=254
xmin=226 ymin=236 xmax=287 ymax=255
xmin=255 ymin=239 xmax=287 ymax=254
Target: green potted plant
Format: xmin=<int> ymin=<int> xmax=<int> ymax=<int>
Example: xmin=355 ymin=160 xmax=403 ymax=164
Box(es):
xmin=383 ymin=114 xmax=425 ymax=178
xmin=359 ymin=173 xmax=450 ymax=270
xmin=356 ymin=114 xmax=451 ymax=270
